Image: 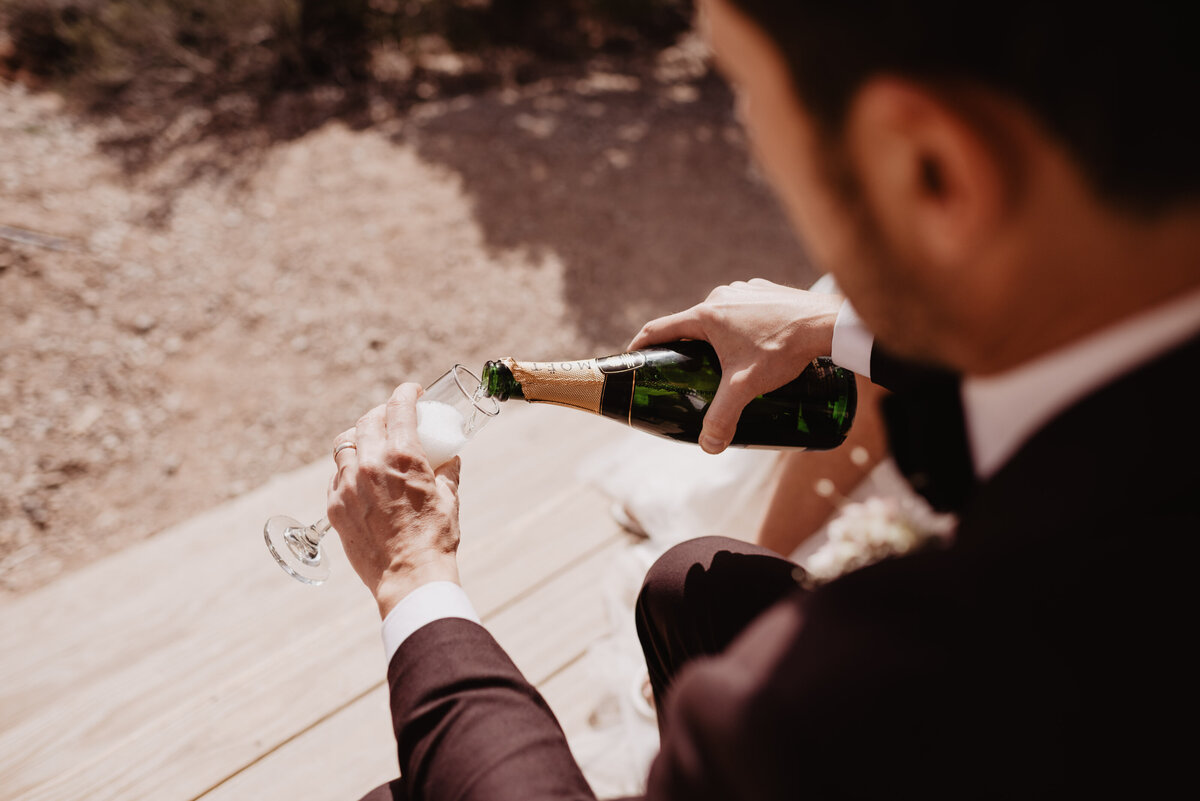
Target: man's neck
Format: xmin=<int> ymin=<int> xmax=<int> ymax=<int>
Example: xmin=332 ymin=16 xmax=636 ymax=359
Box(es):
xmin=971 ymin=200 xmax=1200 ymax=376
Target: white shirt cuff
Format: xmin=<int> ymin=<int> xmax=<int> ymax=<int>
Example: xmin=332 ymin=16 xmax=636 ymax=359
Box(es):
xmin=831 ymin=300 xmax=874 ymax=379
xmin=381 ymin=580 xmax=481 ymax=664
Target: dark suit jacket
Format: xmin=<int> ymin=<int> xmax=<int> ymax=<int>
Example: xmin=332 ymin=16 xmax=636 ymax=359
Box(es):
xmin=384 ymin=332 xmax=1199 ymax=800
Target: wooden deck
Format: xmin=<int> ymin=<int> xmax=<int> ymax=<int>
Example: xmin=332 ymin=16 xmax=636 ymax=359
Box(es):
xmin=0 ymin=403 xmax=647 ymax=800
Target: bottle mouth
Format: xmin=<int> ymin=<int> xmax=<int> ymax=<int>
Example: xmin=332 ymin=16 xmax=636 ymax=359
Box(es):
xmin=481 ymin=359 xmax=513 ymax=402
xmin=452 ymin=364 xmax=501 ymax=416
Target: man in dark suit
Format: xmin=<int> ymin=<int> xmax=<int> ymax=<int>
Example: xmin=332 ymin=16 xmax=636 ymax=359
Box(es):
xmin=327 ymin=0 xmax=1199 ymax=797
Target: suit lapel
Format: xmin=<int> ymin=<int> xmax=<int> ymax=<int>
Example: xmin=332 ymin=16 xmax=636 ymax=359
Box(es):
xmin=954 ymin=330 xmax=1200 ymax=553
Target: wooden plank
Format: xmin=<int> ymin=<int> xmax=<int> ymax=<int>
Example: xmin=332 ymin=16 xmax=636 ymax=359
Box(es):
xmin=0 ymin=404 xmax=626 ymax=801
xmin=0 ymin=496 xmax=622 ymax=801
xmin=4 ymin=604 xmax=383 ymax=801
xmin=0 ymin=403 xmax=605 ymax=684
xmin=0 ymin=459 xmax=334 ymax=724
xmin=542 ymin=653 xmax=658 ymax=800
xmin=0 ymin=461 xmax=378 ymax=800
xmin=198 ymin=686 xmax=398 ymax=801
xmin=486 ymin=532 xmax=633 ymax=686
xmin=197 ymin=527 xmax=637 ymax=801
xmin=457 ymin=483 xmax=621 ymax=614
xmin=199 ymin=663 xmax=615 ymax=801
xmin=487 ymin=535 xmax=653 ymax=801
xmin=456 ymin=403 xmax=615 ymax=536
xmin=539 ymin=653 xmax=604 ymax=742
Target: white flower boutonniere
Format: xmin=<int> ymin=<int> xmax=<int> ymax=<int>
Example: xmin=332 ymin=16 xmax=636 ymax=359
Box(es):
xmin=804 ymin=482 xmax=958 ymax=586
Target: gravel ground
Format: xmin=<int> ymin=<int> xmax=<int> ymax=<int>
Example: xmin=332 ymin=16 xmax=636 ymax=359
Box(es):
xmin=0 ymin=40 xmax=816 ymax=598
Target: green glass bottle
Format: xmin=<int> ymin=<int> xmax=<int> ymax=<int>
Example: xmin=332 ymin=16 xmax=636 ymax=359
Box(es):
xmin=481 ymin=340 xmax=856 ymax=450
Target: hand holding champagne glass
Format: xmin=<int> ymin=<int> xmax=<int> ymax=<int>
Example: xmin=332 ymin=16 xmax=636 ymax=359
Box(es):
xmin=264 ymin=365 xmax=499 ymax=585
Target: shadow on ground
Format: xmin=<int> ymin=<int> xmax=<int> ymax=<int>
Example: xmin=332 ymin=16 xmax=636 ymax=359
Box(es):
xmin=81 ymin=44 xmax=818 ymax=348
xmin=398 ymin=67 xmax=817 ymax=348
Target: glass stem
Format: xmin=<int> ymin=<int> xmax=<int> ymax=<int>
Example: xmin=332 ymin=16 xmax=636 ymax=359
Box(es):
xmin=287 ymin=517 xmax=331 ymax=562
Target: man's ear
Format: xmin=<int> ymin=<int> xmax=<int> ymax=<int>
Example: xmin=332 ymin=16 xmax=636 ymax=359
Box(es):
xmin=844 ymin=78 xmax=1010 ymax=269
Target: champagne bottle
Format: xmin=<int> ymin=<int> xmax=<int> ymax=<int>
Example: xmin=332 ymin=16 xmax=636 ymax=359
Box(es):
xmin=480 ymin=340 xmax=856 ymax=450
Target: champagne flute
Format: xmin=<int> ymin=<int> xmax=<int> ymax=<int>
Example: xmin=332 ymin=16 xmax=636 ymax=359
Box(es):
xmin=264 ymin=364 xmax=500 ymax=585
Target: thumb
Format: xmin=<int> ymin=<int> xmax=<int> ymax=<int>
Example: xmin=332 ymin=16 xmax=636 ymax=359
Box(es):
xmin=700 ymin=377 xmax=753 ymax=454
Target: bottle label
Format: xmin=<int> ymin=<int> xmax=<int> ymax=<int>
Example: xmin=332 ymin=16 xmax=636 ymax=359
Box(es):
xmin=596 ymin=351 xmax=647 ymax=373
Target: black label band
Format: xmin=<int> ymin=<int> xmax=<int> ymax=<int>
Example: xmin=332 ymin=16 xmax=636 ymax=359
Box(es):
xmin=599 ymin=368 xmax=635 ymax=421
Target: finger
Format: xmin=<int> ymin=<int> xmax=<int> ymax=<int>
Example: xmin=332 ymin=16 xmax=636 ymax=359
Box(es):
xmin=700 ymin=373 xmax=755 ymax=454
xmin=331 ymin=427 xmax=358 ymax=485
xmin=327 ymin=472 xmax=345 ymax=517
xmin=385 ymin=382 xmax=423 ymax=455
xmin=333 ymin=428 xmax=357 ymax=461
xmin=628 ymin=310 xmax=708 ymax=350
xmin=355 ymin=403 xmax=388 ymax=464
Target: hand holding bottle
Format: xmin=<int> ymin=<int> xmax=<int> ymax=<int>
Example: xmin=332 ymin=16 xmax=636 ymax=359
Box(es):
xmin=628 ymin=279 xmax=844 ymax=454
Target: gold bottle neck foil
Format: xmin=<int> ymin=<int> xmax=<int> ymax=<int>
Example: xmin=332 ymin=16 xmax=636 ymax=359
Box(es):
xmin=504 ymin=358 xmax=606 ymax=413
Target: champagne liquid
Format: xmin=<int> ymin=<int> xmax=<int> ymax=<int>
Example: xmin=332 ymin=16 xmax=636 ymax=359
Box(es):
xmin=469 ymin=381 xmax=490 ymax=433
xmin=416 ymin=400 xmax=468 ymax=468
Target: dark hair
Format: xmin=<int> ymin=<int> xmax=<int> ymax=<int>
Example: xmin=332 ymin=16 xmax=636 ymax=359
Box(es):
xmin=723 ymin=0 xmax=1199 ymax=215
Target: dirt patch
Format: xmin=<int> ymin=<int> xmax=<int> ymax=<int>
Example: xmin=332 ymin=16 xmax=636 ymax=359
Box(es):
xmin=0 ymin=41 xmax=816 ymax=598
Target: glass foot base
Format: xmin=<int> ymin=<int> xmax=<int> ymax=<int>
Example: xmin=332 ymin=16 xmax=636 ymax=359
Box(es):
xmin=264 ymin=515 xmax=330 ymax=585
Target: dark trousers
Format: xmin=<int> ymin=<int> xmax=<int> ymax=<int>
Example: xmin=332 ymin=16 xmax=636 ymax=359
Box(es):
xmin=633 ymin=536 xmax=803 ymax=731
xmin=358 ymin=536 xmax=800 ymax=800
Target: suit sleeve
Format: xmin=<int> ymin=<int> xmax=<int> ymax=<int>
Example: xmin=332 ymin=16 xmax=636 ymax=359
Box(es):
xmin=386 ymin=617 xmax=613 ymax=801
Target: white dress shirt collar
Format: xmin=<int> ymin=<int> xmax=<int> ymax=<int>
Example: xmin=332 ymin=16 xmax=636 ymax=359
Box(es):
xmin=961 ymin=287 xmax=1200 ymax=480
